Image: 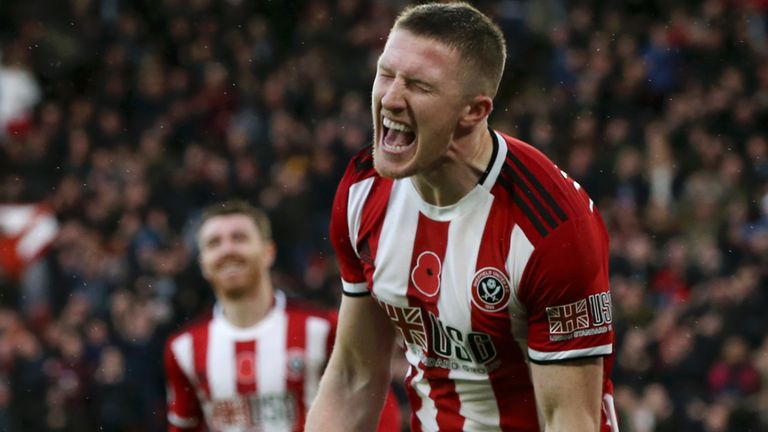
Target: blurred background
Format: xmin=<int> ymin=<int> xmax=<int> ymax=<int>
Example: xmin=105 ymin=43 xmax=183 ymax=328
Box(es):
xmin=1 ymin=0 xmax=767 ymax=431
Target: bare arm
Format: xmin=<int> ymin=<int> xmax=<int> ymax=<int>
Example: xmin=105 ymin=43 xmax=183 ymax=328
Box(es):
xmin=530 ymin=357 xmax=603 ymax=432
xmin=306 ymin=295 xmax=396 ymax=431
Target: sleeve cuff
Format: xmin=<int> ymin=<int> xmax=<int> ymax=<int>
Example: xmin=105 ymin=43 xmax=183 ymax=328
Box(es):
xmin=528 ymin=344 xmax=612 ymax=364
xmin=168 ymin=413 xmax=198 ymax=428
xmin=341 ymin=280 xmax=369 ymax=296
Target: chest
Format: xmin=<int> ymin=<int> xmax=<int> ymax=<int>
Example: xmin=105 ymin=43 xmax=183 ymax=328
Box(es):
xmin=357 ymin=184 xmax=530 ymax=340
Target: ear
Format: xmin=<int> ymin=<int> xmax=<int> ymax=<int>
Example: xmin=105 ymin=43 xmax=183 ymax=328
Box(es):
xmin=263 ymin=241 xmax=277 ymax=268
xmin=199 ymin=253 xmax=211 ymax=279
xmin=458 ymin=95 xmax=493 ymax=128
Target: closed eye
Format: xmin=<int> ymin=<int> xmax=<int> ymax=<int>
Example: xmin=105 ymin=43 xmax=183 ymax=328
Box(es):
xmin=404 ymin=78 xmax=435 ymax=93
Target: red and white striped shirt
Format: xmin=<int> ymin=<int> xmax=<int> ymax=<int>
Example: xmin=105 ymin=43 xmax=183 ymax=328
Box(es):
xmin=164 ymin=291 xmax=334 ymax=432
xmin=164 ymin=291 xmax=401 ymax=432
xmin=330 ymin=131 xmax=618 ymax=431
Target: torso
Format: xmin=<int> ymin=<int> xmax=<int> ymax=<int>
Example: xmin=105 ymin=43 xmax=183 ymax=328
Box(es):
xmin=165 ymin=291 xmax=334 ymax=432
xmin=332 ymin=131 xmax=617 ymax=431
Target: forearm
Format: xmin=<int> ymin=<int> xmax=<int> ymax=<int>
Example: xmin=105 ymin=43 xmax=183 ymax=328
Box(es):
xmin=539 ymin=406 xmax=600 ymax=432
xmin=306 ymin=362 xmax=391 ymax=431
xmin=307 ymin=294 xmax=396 ymax=431
xmin=531 ymin=357 xmax=603 ymax=432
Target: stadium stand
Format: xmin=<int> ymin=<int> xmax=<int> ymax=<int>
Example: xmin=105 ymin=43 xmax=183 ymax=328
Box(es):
xmin=1 ymin=0 xmax=767 ymax=431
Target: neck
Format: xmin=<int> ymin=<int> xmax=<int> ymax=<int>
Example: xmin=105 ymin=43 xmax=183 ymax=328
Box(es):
xmin=218 ymin=281 xmax=274 ymax=328
xmin=412 ymin=127 xmax=493 ymax=207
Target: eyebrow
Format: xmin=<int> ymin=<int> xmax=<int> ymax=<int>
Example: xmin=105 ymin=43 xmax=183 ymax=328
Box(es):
xmin=378 ymin=64 xmax=436 ymax=91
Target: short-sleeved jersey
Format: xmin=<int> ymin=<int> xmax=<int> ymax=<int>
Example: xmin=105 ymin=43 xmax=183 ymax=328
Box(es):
xmin=164 ymin=290 xmax=401 ymax=432
xmin=330 ymin=131 xmax=618 ymax=432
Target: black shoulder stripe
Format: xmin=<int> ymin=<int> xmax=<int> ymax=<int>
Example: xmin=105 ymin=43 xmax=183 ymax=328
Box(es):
xmin=477 ymin=129 xmax=499 ymax=185
xmin=342 ymin=290 xmax=371 ymax=297
xmin=506 ymin=153 xmax=568 ymax=223
xmin=498 ymin=175 xmax=549 ymax=237
xmin=354 ymin=145 xmax=375 ymax=172
xmin=501 ymin=163 xmax=558 ymax=230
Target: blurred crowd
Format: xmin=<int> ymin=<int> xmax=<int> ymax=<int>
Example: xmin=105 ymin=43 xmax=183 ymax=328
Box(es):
xmin=0 ymin=0 xmax=767 ymax=431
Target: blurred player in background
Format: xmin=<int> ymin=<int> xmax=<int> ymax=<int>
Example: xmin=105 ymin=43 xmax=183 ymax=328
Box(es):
xmin=164 ymin=200 xmax=400 ymax=431
xmin=308 ymin=3 xmax=617 ymax=431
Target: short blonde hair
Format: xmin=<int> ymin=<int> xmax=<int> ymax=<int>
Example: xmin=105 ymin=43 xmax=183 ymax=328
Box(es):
xmin=199 ymin=200 xmax=272 ymax=242
xmin=393 ymin=2 xmax=507 ymax=97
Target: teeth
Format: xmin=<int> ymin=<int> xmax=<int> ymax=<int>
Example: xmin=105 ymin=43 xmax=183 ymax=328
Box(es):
xmin=383 ymin=117 xmax=412 ymax=133
xmin=220 ymin=262 xmax=244 ymax=273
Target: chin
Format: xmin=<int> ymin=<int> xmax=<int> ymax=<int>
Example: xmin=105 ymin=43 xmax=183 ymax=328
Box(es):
xmin=217 ymin=285 xmax=249 ymax=300
xmin=215 ymin=277 xmax=258 ymax=300
xmin=373 ymin=145 xmax=418 ymax=179
xmin=373 ymin=159 xmax=414 ymax=180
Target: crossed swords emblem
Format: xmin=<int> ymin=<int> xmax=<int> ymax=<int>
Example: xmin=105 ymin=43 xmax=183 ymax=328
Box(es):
xmin=479 ymin=277 xmax=502 ymax=302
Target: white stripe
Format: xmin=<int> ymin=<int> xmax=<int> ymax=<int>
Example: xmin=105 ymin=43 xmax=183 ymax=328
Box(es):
xmin=341 ymin=280 xmax=368 ymax=295
xmin=169 ymin=334 xmax=212 ymax=425
xmin=441 ymin=188 xmax=501 ymax=429
xmin=207 ymin=322 xmax=237 ymax=398
xmin=528 ymin=343 xmax=613 ymax=362
xmin=454 ymin=379 xmax=502 ymax=431
xmin=258 ymin=308 xmax=287 ymax=394
xmin=304 ymin=316 xmax=331 ymax=408
xmin=372 ymin=180 xmax=418 ymax=303
xmin=17 ymin=213 xmax=58 ymax=260
xmin=603 ymin=393 xmax=620 ymax=432
xmin=441 ymin=191 xmax=492 ymax=330
xmin=167 ymin=412 xmax=198 ymax=428
xmin=254 ymin=307 xmax=291 ymax=432
xmin=507 ymin=225 xmax=534 ymax=357
xmin=347 ymin=177 xmax=375 ymax=256
xmin=0 ymin=205 xmax=34 ymax=235
xmin=406 ymin=350 xmax=439 ymax=432
xmin=170 ymin=333 xmax=195 ymax=382
xmin=507 ymin=226 xmax=534 ymax=291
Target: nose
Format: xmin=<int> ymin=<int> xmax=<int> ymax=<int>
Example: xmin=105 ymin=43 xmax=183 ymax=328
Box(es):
xmin=380 ymin=78 xmax=406 ymax=112
xmin=214 ymin=236 xmax=239 ymax=258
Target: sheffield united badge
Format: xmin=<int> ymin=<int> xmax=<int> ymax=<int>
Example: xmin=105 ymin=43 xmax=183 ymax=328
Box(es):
xmin=471 ymin=267 xmax=511 ymax=312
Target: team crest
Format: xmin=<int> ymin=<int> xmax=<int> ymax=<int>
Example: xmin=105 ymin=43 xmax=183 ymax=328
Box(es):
xmin=286 ymin=348 xmax=305 ymax=381
xmin=471 ymin=268 xmax=511 ymax=312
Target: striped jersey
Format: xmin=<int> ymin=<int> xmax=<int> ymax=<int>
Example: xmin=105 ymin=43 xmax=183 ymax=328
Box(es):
xmin=330 ymin=131 xmax=618 ymax=431
xmin=164 ymin=291 xmax=402 ymax=432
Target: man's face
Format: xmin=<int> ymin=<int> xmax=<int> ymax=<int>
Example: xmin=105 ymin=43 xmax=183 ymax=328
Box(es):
xmin=198 ymin=214 xmax=273 ymax=300
xmin=372 ymin=29 xmax=468 ymax=179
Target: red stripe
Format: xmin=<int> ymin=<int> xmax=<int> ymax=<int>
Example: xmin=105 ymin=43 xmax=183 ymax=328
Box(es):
xmin=471 ymin=192 xmax=539 ymax=430
xmin=234 ymin=340 xmax=258 ymax=394
xmin=358 ymin=177 xmax=393 ymax=285
xmin=286 ymin=310 xmax=308 ymax=432
xmin=190 ymin=321 xmax=211 ymax=397
xmin=407 ymin=213 xmax=464 ymax=431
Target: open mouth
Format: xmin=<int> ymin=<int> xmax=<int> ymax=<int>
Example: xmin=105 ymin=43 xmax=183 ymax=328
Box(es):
xmin=382 ymin=117 xmax=415 ymax=154
xmin=216 ymin=259 xmax=247 ymax=276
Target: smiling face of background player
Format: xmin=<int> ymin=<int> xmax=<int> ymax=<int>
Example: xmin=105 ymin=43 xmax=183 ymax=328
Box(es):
xmin=198 ymin=213 xmax=275 ymax=301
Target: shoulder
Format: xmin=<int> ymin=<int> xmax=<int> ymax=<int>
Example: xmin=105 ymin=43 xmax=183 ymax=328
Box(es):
xmin=496 ymin=132 xmax=600 ymax=242
xmin=332 ymin=145 xmax=391 ymax=236
xmin=165 ymin=311 xmax=214 ymax=349
xmin=284 ymin=298 xmax=337 ymax=324
xmin=338 ymin=145 xmax=379 ymax=190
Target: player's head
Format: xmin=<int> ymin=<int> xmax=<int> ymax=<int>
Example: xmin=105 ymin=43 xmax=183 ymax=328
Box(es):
xmin=371 ymin=2 xmax=507 ymax=179
xmin=197 ymin=200 xmax=275 ymax=300
xmin=394 ymin=3 xmax=507 ymax=99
